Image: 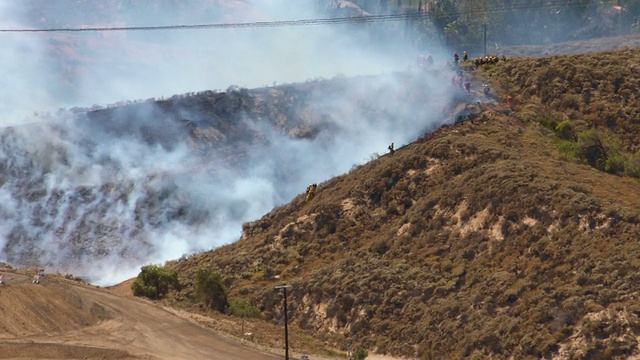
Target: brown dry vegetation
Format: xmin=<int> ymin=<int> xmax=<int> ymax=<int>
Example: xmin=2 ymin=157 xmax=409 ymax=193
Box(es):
xmin=480 ymin=48 xmax=640 ymax=176
xmin=159 ymin=47 xmax=640 ymax=359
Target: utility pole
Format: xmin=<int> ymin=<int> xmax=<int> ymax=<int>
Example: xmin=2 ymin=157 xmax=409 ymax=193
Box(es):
xmin=275 ymin=284 xmax=292 ymax=360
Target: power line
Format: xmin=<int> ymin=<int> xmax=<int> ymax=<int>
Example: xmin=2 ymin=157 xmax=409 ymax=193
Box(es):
xmin=0 ymin=0 xmax=595 ymax=33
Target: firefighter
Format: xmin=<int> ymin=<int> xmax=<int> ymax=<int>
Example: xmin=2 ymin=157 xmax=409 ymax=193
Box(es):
xmin=306 ymin=183 xmax=318 ymax=201
xmin=483 ymin=84 xmax=491 ymax=97
xmin=506 ymin=95 xmax=513 ymax=107
xmin=388 ymin=142 xmax=395 ymax=155
xmin=463 ymin=51 xmax=468 ymax=62
xmin=454 ymin=52 xmax=459 ymax=65
xmin=456 ymin=75 xmax=463 ymax=90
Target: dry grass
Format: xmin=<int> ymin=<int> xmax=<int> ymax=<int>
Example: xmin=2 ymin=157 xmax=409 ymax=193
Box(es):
xmin=160 ymin=48 xmax=640 ymax=359
xmin=477 ymin=48 xmax=640 ymax=177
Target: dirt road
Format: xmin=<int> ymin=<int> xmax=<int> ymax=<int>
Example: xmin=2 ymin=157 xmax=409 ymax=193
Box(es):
xmin=0 ymin=271 xmax=282 ymax=359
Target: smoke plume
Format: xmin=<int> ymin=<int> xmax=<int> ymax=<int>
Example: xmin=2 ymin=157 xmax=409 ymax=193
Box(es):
xmin=0 ymin=0 xmax=456 ymax=284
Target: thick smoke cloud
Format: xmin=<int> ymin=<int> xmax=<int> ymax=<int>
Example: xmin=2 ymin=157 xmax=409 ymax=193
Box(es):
xmin=0 ymin=0 xmax=456 ymax=284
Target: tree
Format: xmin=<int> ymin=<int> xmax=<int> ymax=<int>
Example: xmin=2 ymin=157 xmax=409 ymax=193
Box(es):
xmin=131 ymin=265 xmax=179 ymax=300
xmin=194 ymin=267 xmax=228 ymax=313
xmin=427 ymin=0 xmax=459 ymax=42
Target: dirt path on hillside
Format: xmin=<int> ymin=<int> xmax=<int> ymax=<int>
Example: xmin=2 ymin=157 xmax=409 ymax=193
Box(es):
xmin=0 ymin=271 xmax=281 ymax=360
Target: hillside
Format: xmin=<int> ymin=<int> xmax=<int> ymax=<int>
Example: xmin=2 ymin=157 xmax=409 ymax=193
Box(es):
xmin=0 ymin=68 xmax=455 ymax=285
xmin=164 ymin=48 xmax=640 ymax=359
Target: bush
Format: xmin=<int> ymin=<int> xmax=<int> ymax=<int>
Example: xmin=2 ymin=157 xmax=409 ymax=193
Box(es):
xmin=227 ymin=298 xmax=263 ymax=318
xmin=131 ymin=265 xmax=179 ymax=300
xmin=578 ymin=129 xmax=607 ymax=169
xmin=555 ymin=121 xmax=577 ymax=141
xmin=605 ymin=153 xmax=626 ymax=175
xmin=625 ymin=151 xmax=640 ymax=178
xmin=195 ymin=267 xmax=228 ymax=312
xmin=558 ymin=140 xmax=581 ymax=160
xmin=353 ymin=348 xmax=368 ymax=360
xmin=536 ymin=116 xmax=559 ymax=131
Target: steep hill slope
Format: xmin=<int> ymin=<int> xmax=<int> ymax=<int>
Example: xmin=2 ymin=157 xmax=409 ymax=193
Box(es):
xmin=166 ymin=48 xmax=640 ymax=359
xmin=0 ymin=70 xmax=453 ymax=284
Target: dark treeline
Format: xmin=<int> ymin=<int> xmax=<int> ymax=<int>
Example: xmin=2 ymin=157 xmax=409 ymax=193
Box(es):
xmin=321 ymin=0 xmax=640 ymax=54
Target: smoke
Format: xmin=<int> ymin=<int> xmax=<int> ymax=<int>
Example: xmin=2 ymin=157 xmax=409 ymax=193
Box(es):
xmin=0 ymin=0 xmax=456 ymax=284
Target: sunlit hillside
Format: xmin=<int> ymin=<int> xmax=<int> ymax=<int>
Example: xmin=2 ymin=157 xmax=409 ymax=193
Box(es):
xmin=163 ymin=47 xmax=640 ymax=359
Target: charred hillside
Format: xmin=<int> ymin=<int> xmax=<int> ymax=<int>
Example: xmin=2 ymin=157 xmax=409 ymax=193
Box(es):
xmin=0 ymin=70 xmax=456 ymax=283
xmin=168 ymin=48 xmax=640 ymax=359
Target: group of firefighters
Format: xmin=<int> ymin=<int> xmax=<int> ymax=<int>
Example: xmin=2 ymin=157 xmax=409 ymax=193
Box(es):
xmin=416 ymin=53 xmax=435 ymax=69
xmin=454 ymin=51 xmax=506 ymax=68
xmin=450 ymin=51 xmax=513 ymax=107
xmin=420 ymin=51 xmax=511 ymax=102
xmin=304 ymin=50 xmax=513 ymax=203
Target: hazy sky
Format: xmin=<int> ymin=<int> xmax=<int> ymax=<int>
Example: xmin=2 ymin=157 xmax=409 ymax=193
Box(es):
xmin=0 ymin=0 xmax=435 ymax=122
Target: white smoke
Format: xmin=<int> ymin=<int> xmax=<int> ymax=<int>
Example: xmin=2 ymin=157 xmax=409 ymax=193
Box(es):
xmin=0 ymin=0 xmax=456 ymax=285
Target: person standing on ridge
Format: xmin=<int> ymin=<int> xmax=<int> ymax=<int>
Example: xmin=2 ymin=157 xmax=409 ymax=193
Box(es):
xmin=454 ymin=52 xmax=460 ymax=65
xmin=306 ymin=183 xmax=318 ymax=201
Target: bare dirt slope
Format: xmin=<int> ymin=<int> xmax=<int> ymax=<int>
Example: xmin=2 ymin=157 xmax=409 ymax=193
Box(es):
xmin=0 ymin=270 xmax=281 ymax=360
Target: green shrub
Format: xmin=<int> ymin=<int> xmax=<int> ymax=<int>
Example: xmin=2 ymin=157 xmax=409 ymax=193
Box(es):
xmin=536 ymin=116 xmax=559 ymax=131
xmin=577 ymin=129 xmax=607 ymax=169
xmin=605 ymin=153 xmax=626 ymax=175
xmin=227 ymin=298 xmax=263 ymax=318
xmin=555 ymin=121 xmax=577 ymax=141
xmin=625 ymin=151 xmax=640 ymax=178
xmin=195 ymin=267 xmax=228 ymax=312
xmin=558 ymin=140 xmax=581 ymax=160
xmin=131 ymin=265 xmax=179 ymax=300
xmin=353 ymin=348 xmax=368 ymax=360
